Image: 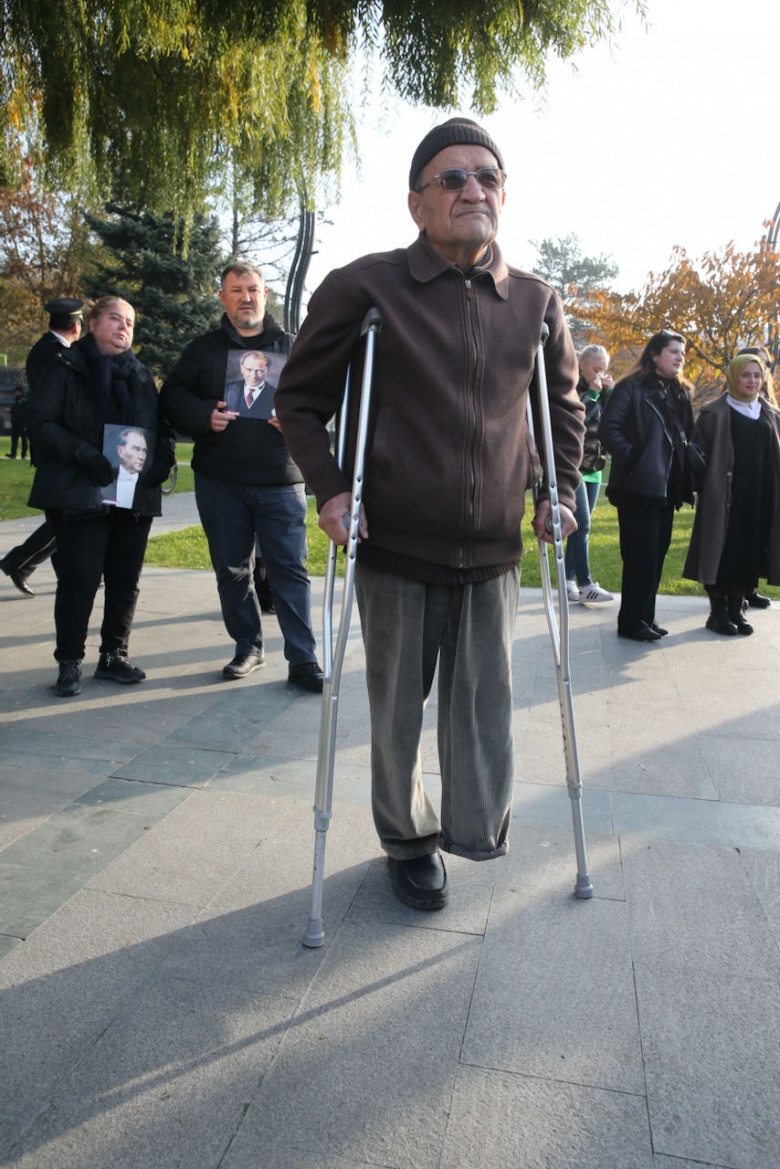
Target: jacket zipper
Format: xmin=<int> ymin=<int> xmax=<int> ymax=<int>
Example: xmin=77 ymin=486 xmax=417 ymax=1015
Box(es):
xmin=461 ymin=278 xmax=480 ymax=567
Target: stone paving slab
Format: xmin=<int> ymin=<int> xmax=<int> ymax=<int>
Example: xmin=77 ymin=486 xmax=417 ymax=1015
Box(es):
xmin=638 ymin=965 xmax=780 ymax=1169
xmin=441 ymin=1067 xmax=654 ymax=1169
xmin=3 ymin=500 xmax=780 ymax=1168
xmin=5 ymin=978 xmax=299 ymax=1169
xmin=220 ymin=922 xmax=483 ymax=1169
xmin=462 ymin=827 xmax=639 ymax=1092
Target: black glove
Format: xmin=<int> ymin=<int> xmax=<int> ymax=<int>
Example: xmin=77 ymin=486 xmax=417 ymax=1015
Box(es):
xmin=141 ymin=454 xmax=175 ymax=489
xmin=75 ymin=443 xmax=115 ymax=487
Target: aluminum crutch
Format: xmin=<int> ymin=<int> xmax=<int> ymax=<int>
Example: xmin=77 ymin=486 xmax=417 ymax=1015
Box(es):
xmin=303 ymin=306 xmax=382 ymax=948
xmin=527 ymin=322 xmax=593 ymax=899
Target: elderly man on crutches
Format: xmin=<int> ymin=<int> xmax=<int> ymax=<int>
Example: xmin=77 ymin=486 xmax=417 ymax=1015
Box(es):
xmin=276 ymin=117 xmax=585 ymax=917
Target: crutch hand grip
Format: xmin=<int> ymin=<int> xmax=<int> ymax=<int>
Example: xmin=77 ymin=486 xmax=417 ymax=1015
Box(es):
xmin=361 ymin=306 xmax=382 ymax=336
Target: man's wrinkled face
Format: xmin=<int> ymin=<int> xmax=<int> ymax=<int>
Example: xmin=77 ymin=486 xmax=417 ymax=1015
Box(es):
xmin=407 ymin=144 xmax=505 ymax=264
xmin=219 ymin=272 xmax=268 ymax=335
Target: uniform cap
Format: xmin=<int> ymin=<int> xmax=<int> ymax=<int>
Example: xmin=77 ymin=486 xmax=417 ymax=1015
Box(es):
xmin=44 ymin=297 xmax=86 ymax=319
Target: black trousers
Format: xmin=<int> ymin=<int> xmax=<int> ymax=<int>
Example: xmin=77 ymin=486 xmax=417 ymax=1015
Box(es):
xmin=48 ymin=509 xmax=152 ymax=662
xmin=3 ymin=520 xmax=57 ymax=578
xmin=616 ymin=499 xmax=675 ymax=633
xmin=10 ymin=423 xmax=28 ymax=458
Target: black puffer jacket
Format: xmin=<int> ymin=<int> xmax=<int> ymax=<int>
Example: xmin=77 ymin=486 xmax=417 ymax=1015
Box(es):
xmin=599 ymin=373 xmax=695 ymax=508
xmin=160 ymin=313 xmax=300 ymax=488
xmin=26 ymin=339 xmax=174 ymax=517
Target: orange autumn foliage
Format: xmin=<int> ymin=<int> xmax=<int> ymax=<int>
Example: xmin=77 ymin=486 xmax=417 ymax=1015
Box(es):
xmin=575 ymin=236 xmax=780 ymax=406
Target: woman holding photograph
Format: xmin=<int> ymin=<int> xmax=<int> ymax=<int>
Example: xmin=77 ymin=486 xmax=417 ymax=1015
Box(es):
xmin=27 ymin=295 xmax=175 ymax=696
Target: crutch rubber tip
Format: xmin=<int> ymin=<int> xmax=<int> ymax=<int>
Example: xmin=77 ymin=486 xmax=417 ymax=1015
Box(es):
xmin=302 ymin=919 xmax=325 ymax=948
xmin=574 ymin=877 xmax=594 ymax=899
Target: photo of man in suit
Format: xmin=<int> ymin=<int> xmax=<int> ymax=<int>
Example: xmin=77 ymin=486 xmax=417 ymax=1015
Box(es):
xmin=224 ymin=351 xmax=278 ymax=418
xmin=101 ymin=426 xmax=150 ymax=509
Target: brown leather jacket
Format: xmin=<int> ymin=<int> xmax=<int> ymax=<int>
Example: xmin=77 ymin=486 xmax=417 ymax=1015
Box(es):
xmin=275 ymin=235 xmax=583 ymax=572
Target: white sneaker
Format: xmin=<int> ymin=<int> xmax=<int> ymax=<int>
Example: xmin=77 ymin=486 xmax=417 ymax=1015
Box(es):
xmin=578 ymin=581 xmax=614 ymax=605
xmin=566 ymin=580 xmax=580 ymax=603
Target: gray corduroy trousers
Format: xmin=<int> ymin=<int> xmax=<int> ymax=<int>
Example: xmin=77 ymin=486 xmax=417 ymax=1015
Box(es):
xmin=354 ymin=561 xmax=520 ymax=861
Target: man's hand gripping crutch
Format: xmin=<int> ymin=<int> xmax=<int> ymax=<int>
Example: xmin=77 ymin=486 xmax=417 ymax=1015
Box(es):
xmin=527 ymin=322 xmax=593 ymax=900
xmin=302 ymin=307 xmax=382 ymax=948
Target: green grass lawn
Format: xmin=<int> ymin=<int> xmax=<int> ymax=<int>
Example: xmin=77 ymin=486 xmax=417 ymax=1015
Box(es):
xmin=143 ymin=491 xmax=780 ymax=600
xmin=3 ymin=432 xmax=778 ymax=599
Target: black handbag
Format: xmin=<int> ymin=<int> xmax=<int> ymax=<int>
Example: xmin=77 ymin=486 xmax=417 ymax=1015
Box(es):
xmin=685 ymin=440 xmax=707 ymax=475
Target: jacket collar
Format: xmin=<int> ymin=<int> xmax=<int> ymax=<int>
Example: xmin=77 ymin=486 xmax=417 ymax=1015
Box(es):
xmin=406 ymin=235 xmax=510 ymax=301
xmin=56 ymin=339 xmax=91 ymax=378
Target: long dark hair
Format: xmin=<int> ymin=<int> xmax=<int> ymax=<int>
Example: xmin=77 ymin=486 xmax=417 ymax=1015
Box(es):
xmin=619 ymin=329 xmax=692 ymax=392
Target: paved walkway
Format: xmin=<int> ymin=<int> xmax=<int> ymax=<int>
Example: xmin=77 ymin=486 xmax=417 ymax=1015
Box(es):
xmin=1 ymin=495 xmax=779 ymax=1168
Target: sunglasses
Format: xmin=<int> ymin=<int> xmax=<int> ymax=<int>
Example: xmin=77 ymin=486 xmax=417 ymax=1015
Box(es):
xmin=417 ymin=167 xmax=507 ymax=193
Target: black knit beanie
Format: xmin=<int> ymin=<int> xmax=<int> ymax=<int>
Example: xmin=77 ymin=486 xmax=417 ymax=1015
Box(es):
xmin=409 ymin=117 xmax=504 ymax=191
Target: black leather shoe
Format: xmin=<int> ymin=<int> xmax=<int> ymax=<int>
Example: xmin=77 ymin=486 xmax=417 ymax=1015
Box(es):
xmin=0 ymin=557 xmax=34 ymax=597
xmin=651 ymin=622 xmax=669 ymax=637
xmin=388 ymin=853 xmax=448 ymax=911
xmin=288 ymin=661 xmax=324 ymax=692
xmin=618 ymin=622 xmax=662 ymax=642
xmin=746 ymin=591 xmax=771 ymax=609
xmin=222 ymin=652 xmax=265 ymax=680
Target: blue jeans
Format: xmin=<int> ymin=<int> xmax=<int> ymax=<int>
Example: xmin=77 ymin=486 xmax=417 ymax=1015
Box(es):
xmin=564 ymin=478 xmax=601 ymax=586
xmin=194 ymin=474 xmax=317 ymax=666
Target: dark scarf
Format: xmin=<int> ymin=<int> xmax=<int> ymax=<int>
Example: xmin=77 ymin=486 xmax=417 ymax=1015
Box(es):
xmin=80 ymin=333 xmax=139 ymax=431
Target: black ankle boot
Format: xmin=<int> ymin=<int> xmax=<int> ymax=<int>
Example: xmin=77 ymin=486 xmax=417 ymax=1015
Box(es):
xmin=705 ymin=594 xmax=738 ymax=636
xmin=728 ymin=595 xmax=753 ymax=635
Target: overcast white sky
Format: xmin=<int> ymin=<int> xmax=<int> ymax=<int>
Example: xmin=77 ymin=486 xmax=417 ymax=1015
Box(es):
xmin=305 ymin=0 xmax=780 ymax=301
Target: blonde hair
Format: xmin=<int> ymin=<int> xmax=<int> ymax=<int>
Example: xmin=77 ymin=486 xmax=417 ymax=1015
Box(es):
xmin=87 ymin=295 xmax=134 ymax=325
xmin=579 ymin=344 xmax=609 ymax=367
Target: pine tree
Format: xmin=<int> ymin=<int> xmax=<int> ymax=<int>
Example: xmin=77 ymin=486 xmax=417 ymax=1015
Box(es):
xmin=83 ymin=205 xmax=225 ymax=380
xmin=531 ymin=234 xmax=619 ymax=349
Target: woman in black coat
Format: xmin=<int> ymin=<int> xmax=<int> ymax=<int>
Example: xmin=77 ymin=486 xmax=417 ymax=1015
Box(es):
xmin=599 ymin=330 xmax=695 ymax=641
xmin=27 ymin=296 xmax=175 ymax=696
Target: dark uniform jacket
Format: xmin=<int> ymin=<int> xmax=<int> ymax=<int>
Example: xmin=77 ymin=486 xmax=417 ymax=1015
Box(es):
xmin=26 ymin=331 xmax=69 ymax=390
